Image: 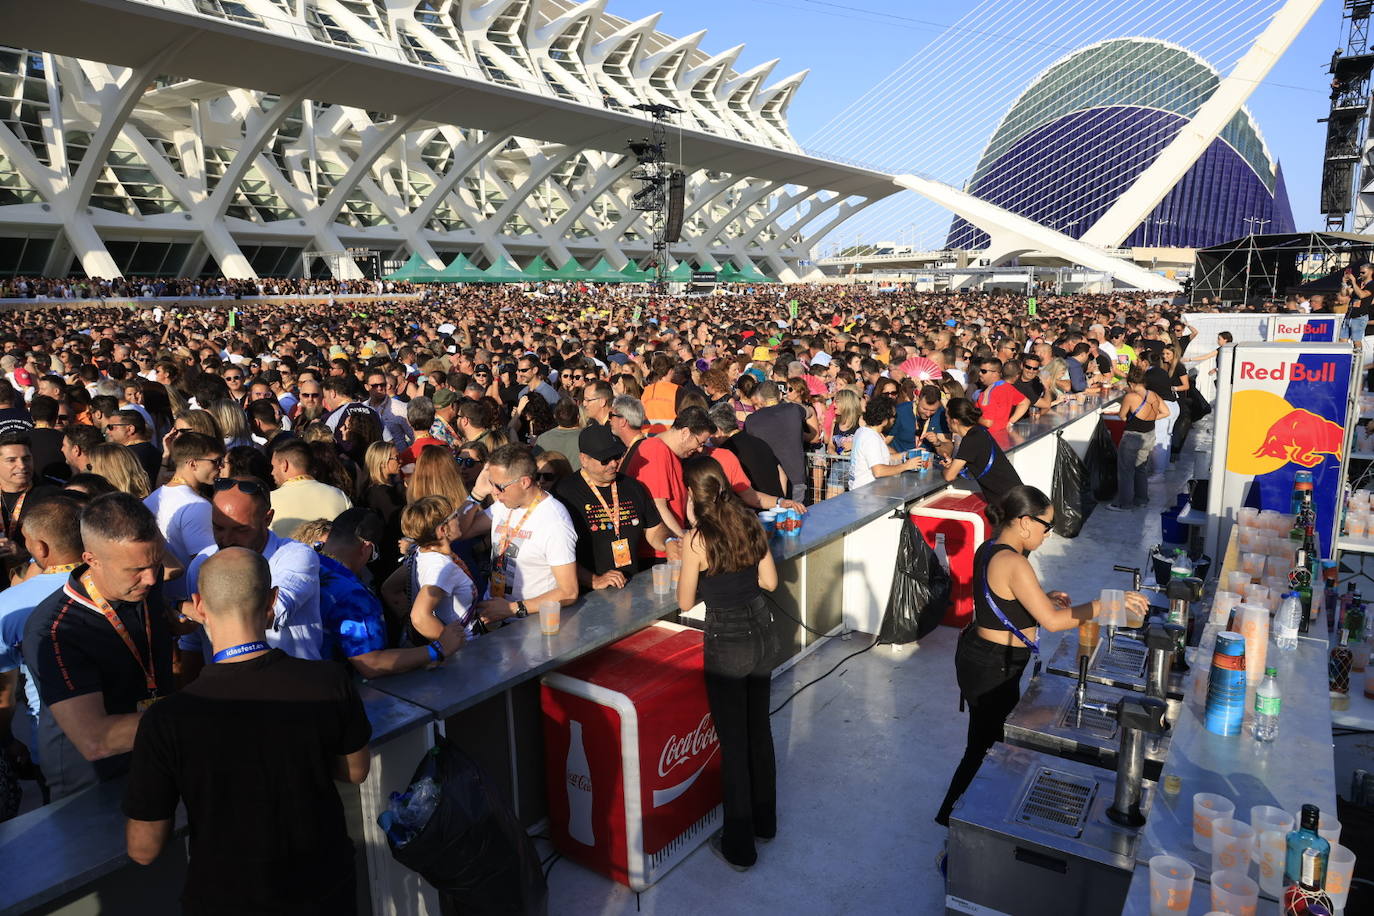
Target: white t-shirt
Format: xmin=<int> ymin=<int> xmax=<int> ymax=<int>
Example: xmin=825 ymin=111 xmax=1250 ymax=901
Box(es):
xmin=413 ymin=550 xmax=476 ymax=631
xmin=144 ymin=484 xmax=214 ymax=602
xmin=485 ymin=495 xmax=577 ymax=602
xmin=849 ymin=425 xmax=893 ymax=490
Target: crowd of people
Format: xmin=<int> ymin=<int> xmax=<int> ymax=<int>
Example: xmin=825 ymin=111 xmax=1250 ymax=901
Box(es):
xmin=0 ymin=275 xmax=416 ymax=301
xmin=0 ymin=279 xmax=1238 ymax=906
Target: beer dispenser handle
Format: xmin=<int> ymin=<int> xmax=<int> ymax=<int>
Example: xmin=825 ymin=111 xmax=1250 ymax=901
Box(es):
xmin=1075 ymin=655 xmax=1089 ymax=729
xmin=1113 ymin=565 xmax=1143 ymax=593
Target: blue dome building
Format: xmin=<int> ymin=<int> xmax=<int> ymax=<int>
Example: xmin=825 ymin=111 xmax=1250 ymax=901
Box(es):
xmin=947 ymin=38 xmax=1295 ymax=250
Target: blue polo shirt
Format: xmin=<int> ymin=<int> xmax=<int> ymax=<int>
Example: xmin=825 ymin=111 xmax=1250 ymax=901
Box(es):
xmin=318 ymin=554 xmax=388 ymax=661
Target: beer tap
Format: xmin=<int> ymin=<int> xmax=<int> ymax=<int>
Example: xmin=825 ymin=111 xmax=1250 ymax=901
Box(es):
xmin=1144 ymin=620 xmax=1184 ymax=704
xmin=1108 ymin=565 xmax=1164 ymax=655
xmin=1078 ymin=693 xmax=1169 ymax=827
xmin=1074 ymin=655 xmax=1090 ymax=729
xmin=1165 ymin=577 xmax=1203 ymax=673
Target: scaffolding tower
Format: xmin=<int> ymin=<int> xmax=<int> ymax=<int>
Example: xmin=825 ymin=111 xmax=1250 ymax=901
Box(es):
xmin=1323 ymin=2 xmax=1374 ymax=231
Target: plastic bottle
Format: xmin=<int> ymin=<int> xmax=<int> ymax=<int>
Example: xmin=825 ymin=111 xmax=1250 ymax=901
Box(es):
xmin=395 ymin=776 xmax=441 ymax=831
xmin=1170 ymin=549 xmax=1193 ymax=579
xmin=566 ymin=719 xmax=595 ymax=846
xmin=1274 ymin=592 xmax=1302 ymax=651
xmin=1254 ymin=666 xmax=1280 ymax=742
xmin=933 ymin=533 xmax=949 ymax=571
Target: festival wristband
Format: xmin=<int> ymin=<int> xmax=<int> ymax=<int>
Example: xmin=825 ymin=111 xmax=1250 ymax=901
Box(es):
xmin=428 ymin=640 xmax=445 ymax=663
xmin=212 ymin=641 xmax=269 ymax=663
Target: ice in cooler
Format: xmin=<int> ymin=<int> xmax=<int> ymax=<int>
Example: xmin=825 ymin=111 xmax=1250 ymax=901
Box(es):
xmin=542 ymin=621 xmax=722 ymax=891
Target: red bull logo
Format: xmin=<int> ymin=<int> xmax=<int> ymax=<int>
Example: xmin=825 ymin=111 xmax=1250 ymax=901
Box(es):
xmin=1239 ymin=361 xmax=1338 ymax=382
xmin=1252 ymin=408 xmax=1346 ymax=468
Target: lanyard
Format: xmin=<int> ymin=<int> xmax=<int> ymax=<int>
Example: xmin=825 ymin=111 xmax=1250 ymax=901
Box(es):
xmin=979 ymin=380 xmax=1003 ymax=407
xmin=495 ymin=492 xmax=544 ymax=567
xmin=43 ymin=563 xmax=79 ymax=575
xmin=581 ymin=473 xmax=621 ymax=537
xmin=70 ymin=572 xmax=158 ymax=695
xmin=958 ymin=442 xmax=997 ymax=480
xmin=212 ymin=641 xmax=269 ymax=662
xmin=980 ymin=547 xmax=1040 ymax=655
xmin=2 ymin=490 xmax=26 ymax=539
xmin=283 ymin=475 xmax=312 ymax=484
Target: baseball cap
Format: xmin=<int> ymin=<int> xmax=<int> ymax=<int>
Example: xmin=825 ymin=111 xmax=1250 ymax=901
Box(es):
xmin=579 ymin=423 xmax=626 ymax=462
xmin=810 ymin=351 xmax=832 ymax=368
xmin=432 ymin=388 xmax=458 ymax=408
xmin=752 ymin=345 xmax=773 ymax=361
xmin=473 ymin=363 xmax=491 ymax=375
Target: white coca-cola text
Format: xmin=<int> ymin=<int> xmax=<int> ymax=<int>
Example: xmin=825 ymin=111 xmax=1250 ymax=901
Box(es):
xmin=657 ymin=714 xmax=718 ymax=778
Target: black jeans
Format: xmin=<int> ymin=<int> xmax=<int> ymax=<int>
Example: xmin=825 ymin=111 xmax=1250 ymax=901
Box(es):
xmin=703 ymin=594 xmax=778 ymax=867
xmin=935 ymin=628 xmax=1031 ymax=825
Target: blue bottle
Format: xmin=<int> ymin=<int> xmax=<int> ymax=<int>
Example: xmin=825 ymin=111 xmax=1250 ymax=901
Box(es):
xmin=1284 ymin=803 xmax=1330 ymax=890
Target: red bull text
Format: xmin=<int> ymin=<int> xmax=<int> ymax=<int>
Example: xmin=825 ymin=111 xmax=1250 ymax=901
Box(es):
xmin=1240 ymin=361 xmax=1339 ymax=382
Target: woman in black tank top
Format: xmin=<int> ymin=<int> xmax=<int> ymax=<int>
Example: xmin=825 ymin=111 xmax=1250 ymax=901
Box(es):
xmin=1106 ymin=365 xmax=1164 ymax=511
xmin=935 ymin=486 xmax=1147 ymax=826
xmin=676 ymin=458 xmax=779 ymax=871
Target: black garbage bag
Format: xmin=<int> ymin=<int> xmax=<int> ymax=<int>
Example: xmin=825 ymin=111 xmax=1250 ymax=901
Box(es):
xmin=385 ymin=741 xmax=548 ymax=916
xmin=1051 ymin=432 xmax=1095 ymax=538
xmin=878 ymin=516 xmax=951 ymax=645
xmin=1085 ymin=419 xmax=1118 ymax=503
xmin=1186 ymin=385 xmax=1212 ymax=422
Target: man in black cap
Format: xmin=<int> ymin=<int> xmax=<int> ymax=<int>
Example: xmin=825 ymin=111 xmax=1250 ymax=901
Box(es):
xmin=554 ymin=425 xmax=671 ymax=590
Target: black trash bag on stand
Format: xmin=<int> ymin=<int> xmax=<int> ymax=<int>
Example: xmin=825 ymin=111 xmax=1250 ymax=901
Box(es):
xmin=878 ymin=516 xmax=952 ymax=645
xmin=1085 ymin=419 xmax=1118 ymax=503
xmin=1051 ymin=433 xmax=1095 ymax=538
xmin=384 ymin=740 xmax=548 ymax=916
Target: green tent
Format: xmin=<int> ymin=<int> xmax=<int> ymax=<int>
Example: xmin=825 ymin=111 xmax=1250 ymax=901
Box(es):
xmin=665 ymin=261 xmax=695 ymax=282
xmin=583 ymin=257 xmax=630 ymax=283
xmin=480 ymin=254 xmax=533 ymax=283
xmin=620 ymin=260 xmax=651 ymax=281
xmin=385 ymin=252 xmax=444 ymax=281
xmin=733 ymin=260 xmax=773 ymax=283
xmin=551 ymin=258 xmax=590 ymax=280
xmin=430 ymin=253 xmax=488 ymax=283
xmin=525 ymin=255 xmax=561 ymax=279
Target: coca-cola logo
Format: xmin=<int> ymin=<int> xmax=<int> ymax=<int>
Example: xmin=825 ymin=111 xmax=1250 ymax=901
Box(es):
xmin=657 ymin=713 xmax=718 ymax=778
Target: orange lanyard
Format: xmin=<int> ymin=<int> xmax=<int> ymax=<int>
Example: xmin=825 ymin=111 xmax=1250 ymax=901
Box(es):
xmin=581 ymin=473 xmax=620 ymax=537
xmin=43 ymin=563 xmax=79 ymax=575
xmin=496 ymin=492 xmax=544 ymax=565
xmin=2 ymin=490 xmax=26 ymax=539
xmin=72 ymin=572 xmax=158 ymax=695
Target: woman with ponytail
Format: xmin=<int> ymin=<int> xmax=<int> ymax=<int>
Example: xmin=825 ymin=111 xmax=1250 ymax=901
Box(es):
xmin=677 ymin=457 xmax=779 ymax=872
xmin=934 ymin=485 xmax=1147 ymax=826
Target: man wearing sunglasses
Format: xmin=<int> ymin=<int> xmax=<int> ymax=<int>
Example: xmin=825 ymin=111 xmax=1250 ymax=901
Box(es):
xmin=145 ymin=432 xmax=224 ymax=605
xmin=178 ymin=476 xmax=324 ymax=669
xmin=580 ymin=380 xmax=614 ymax=427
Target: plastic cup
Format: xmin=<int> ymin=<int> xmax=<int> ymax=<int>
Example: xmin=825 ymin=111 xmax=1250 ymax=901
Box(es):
xmin=669 ymin=560 xmax=682 ymax=589
xmin=1148 ymin=855 xmax=1195 ymax=916
xmin=1211 ymin=817 xmax=1254 ymax=875
xmin=1249 ymin=805 xmax=1293 ymax=845
xmin=1318 ymin=812 xmax=1341 ymax=847
xmin=1241 ymin=552 xmax=1265 ymax=578
xmin=652 ymin=564 xmax=672 ymax=596
xmin=1238 ymin=507 xmax=1259 ymax=529
xmin=1349 ymin=513 xmax=1368 ymax=539
xmin=1211 ymin=591 xmax=1241 ymax=626
xmin=1254 ymin=828 xmax=1286 ymax=897
xmin=1224 ymin=570 xmax=1251 ymax=594
xmin=1097 ymin=589 xmax=1126 ymax=627
xmin=1327 ymin=844 xmax=1356 ymax=912
xmin=538 ymin=600 xmax=561 ymax=635
xmin=1193 ymin=792 xmax=1235 ymax=852
xmin=1243 ymin=585 xmax=1269 ymax=613
xmin=1209 ymin=869 xmax=1258 ymax=916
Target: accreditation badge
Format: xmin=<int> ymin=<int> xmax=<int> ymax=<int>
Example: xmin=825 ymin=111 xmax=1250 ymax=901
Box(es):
xmin=610 ymin=538 xmax=632 ymax=569
xmin=137 ymin=695 xmax=161 ymax=712
xmin=489 ymin=568 xmax=506 ymax=599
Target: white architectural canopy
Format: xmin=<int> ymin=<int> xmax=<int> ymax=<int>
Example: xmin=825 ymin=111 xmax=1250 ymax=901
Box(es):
xmin=0 ymin=0 xmax=898 ymax=280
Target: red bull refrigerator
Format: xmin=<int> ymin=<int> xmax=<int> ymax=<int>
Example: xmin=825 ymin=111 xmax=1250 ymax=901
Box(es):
xmin=1205 ymin=341 xmax=1360 ymax=562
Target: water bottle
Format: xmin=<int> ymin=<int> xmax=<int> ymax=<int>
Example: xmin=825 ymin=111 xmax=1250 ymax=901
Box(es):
xmin=395 ymin=776 xmax=441 ymax=831
xmin=1274 ymin=592 xmax=1302 ymax=651
xmin=1254 ymin=666 xmax=1280 ymax=742
xmin=1170 ymin=549 xmax=1193 ymax=579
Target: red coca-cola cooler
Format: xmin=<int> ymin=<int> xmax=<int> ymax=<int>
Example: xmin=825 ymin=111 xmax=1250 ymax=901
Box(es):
xmin=910 ymin=491 xmax=988 ymax=627
xmin=541 ymin=621 xmax=721 ymax=891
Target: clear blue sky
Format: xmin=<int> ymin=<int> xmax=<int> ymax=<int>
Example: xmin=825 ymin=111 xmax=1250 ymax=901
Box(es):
xmin=608 ymin=0 xmax=1345 ymax=233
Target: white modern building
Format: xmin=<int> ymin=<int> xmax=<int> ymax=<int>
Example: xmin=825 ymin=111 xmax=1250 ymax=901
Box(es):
xmin=0 ymin=0 xmax=898 ymax=281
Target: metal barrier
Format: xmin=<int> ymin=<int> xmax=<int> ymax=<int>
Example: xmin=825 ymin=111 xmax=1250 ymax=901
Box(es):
xmin=807 ymin=450 xmax=851 ymax=503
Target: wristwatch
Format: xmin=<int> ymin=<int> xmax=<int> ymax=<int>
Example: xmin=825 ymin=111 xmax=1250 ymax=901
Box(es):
xmin=514 ymin=600 xmax=529 ymax=619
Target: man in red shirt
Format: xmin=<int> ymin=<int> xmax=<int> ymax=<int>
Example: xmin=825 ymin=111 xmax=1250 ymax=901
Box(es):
xmin=398 ymin=397 xmax=443 ymax=476
xmin=974 ymin=358 xmax=1029 ymax=432
xmin=624 ymin=406 xmax=713 ymax=557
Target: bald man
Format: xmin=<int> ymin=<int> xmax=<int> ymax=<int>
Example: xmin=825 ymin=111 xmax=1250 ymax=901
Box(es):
xmin=123 ymin=548 xmax=371 ymax=914
xmin=179 ymin=477 xmax=323 ymax=674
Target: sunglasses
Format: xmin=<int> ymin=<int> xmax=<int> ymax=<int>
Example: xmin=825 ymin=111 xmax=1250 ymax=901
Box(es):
xmin=214 ymin=477 xmax=266 ymax=495
xmin=1022 ymin=515 xmax=1054 ymax=533
xmin=191 ymin=456 xmax=226 ymax=468
xmin=1023 ymin=364 xmax=1041 ymax=371
xmin=299 ymin=392 xmax=321 ymax=399
xmin=457 ymin=456 xmax=481 ymax=468
xmin=490 ymin=476 xmax=523 ymax=493
xmin=224 ymin=375 xmax=243 ymax=382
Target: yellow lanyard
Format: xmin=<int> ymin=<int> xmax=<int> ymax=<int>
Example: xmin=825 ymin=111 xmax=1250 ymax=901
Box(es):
xmin=496 ymin=492 xmax=545 ymax=566
xmin=2 ymin=490 xmax=26 ymax=539
xmin=580 ymin=472 xmax=621 ymax=537
xmin=43 ymin=563 xmax=79 ymax=575
xmin=72 ymin=572 xmax=157 ymax=695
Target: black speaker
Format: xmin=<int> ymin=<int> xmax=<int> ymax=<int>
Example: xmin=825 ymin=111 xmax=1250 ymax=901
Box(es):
xmin=664 ymin=171 xmax=686 ymax=243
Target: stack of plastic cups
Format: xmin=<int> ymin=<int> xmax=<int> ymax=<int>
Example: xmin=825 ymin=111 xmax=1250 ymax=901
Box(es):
xmin=758 ymin=510 xmax=776 ymax=537
xmin=1238 ymin=604 xmax=1268 ymax=686
xmin=1205 ymin=631 xmax=1248 ymax=736
xmin=1211 ymin=590 xmax=1240 ymax=627
xmin=1243 ymin=585 xmax=1271 ymax=616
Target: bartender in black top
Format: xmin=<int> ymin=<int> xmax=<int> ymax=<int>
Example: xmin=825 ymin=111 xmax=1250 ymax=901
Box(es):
xmin=937 ymin=399 xmax=1023 ymax=506
xmin=23 ymin=492 xmax=173 ymax=801
xmin=555 ymin=424 xmax=672 ymax=590
xmin=934 ymin=486 xmax=1148 ymax=825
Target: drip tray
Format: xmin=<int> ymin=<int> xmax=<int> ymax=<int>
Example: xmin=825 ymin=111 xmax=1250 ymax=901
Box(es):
xmin=1091 ymin=637 xmax=1147 ymax=680
xmin=1013 ymin=766 xmax=1098 ymax=838
xmin=1056 ymin=693 xmax=1120 ymax=740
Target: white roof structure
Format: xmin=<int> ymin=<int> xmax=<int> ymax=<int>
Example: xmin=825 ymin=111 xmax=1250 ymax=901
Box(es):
xmin=0 ymin=0 xmax=898 ymax=281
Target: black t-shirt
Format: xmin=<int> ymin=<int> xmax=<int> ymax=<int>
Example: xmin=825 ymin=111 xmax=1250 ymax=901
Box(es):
xmin=1094 ymin=353 xmax=1112 ymax=376
xmin=1144 ymin=366 xmax=1176 ymax=402
xmin=744 ymin=403 xmax=808 ymax=491
xmin=129 ymin=440 xmax=162 ymax=488
xmin=23 ymin=568 xmax=175 ymax=801
xmin=1013 ymin=377 xmax=1045 ymax=406
xmin=29 ymin=426 xmax=68 ymax=483
xmin=555 ymin=473 xmax=662 ymax=578
xmin=955 ymin=426 xmax=1023 ymax=507
xmin=1135 ymin=339 xmax=1165 ymax=361
xmin=720 ymin=430 xmax=786 ymax=498
xmin=122 ymin=649 xmax=370 ymax=915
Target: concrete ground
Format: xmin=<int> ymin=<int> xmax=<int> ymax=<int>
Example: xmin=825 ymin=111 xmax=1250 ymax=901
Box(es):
xmin=539 ymin=428 xmax=1210 ymax=915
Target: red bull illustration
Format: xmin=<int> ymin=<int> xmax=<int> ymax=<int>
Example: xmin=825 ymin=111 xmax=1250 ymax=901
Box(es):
xmin=1252 ymin=408 xmax=1347 ymax=468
